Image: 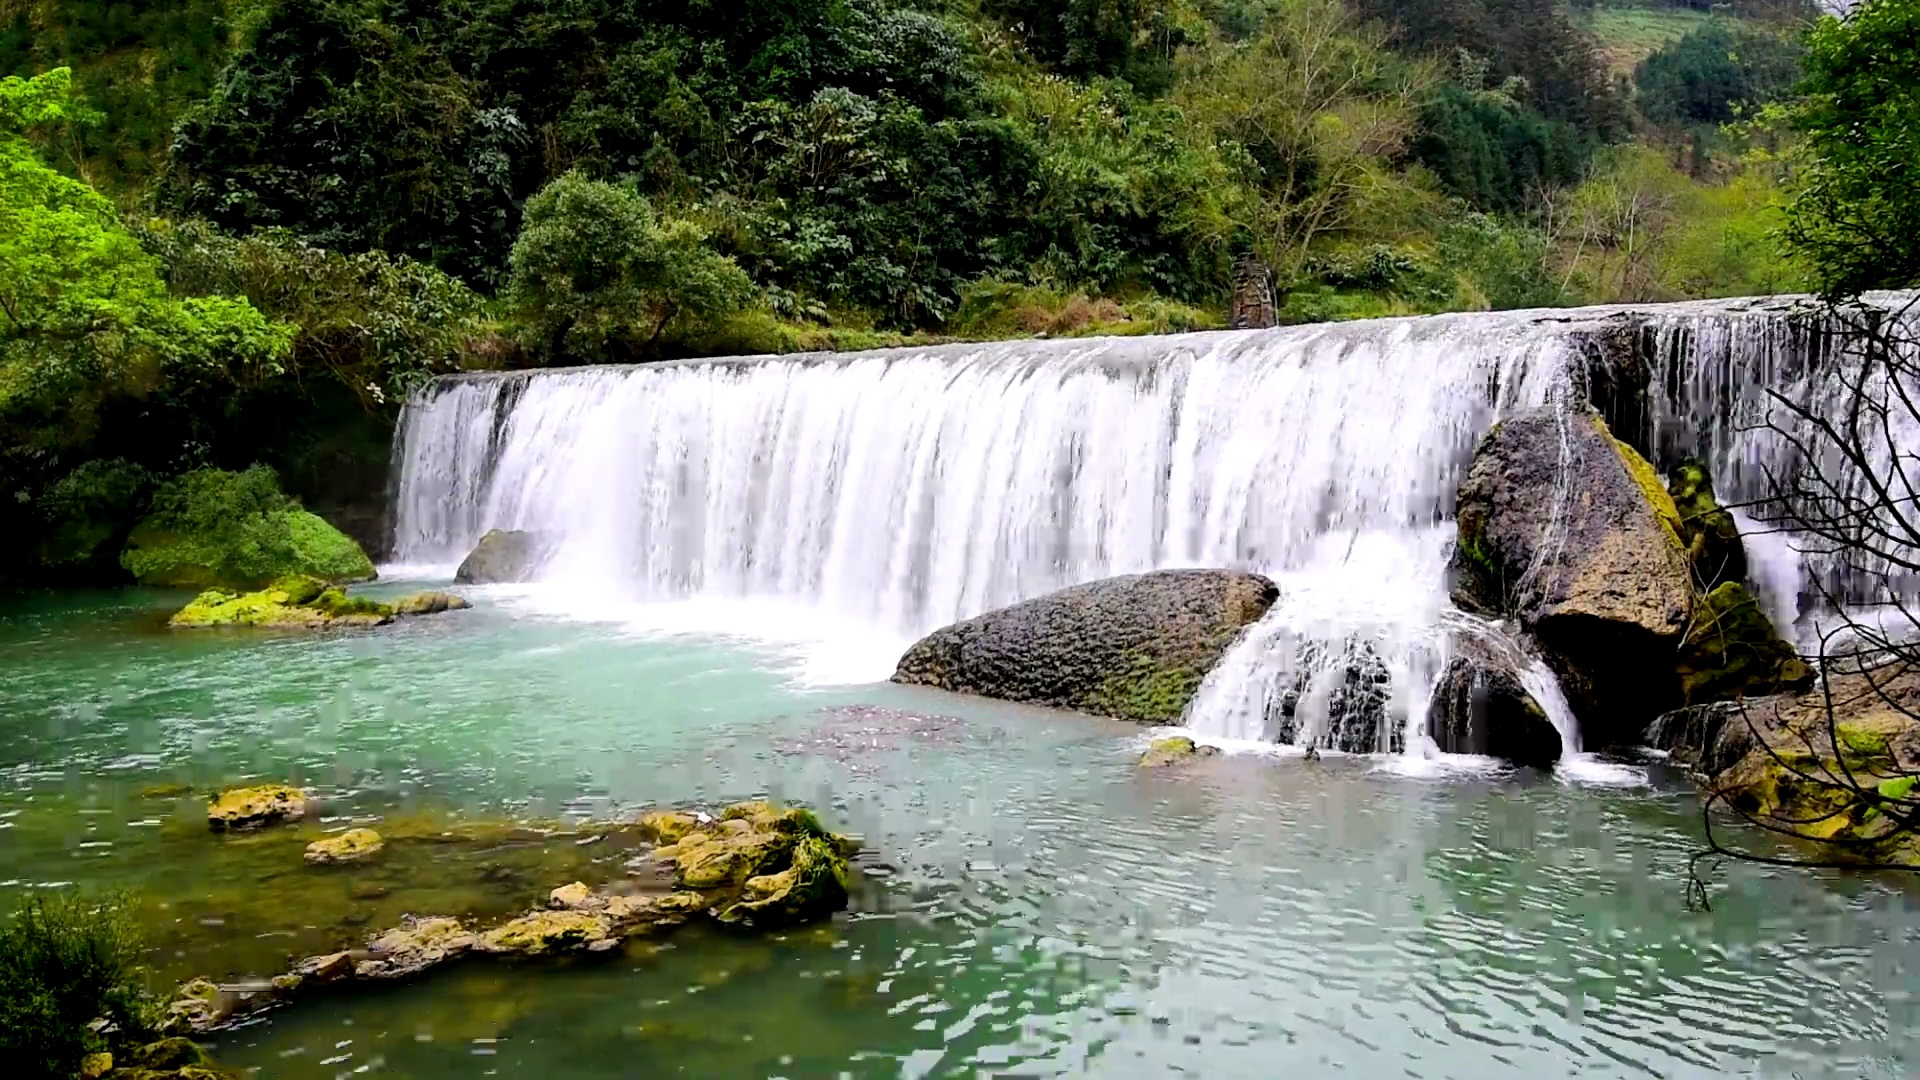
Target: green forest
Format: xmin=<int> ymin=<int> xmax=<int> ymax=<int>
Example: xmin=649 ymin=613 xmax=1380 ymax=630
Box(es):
xmin=4 ymin=0 xmax=1919 ymax=588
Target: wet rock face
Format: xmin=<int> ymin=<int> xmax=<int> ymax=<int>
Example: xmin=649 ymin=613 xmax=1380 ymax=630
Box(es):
xmin=1450 ymin=406 xmax=1695 ymax=747
xmin=891 ymin=570 xmax=1279 ymax=723
xmin=455 ymin=529 xmax=541 ymax=584
xmin=1270 ymin=638 xmax=1401 ymax=754
xmin=1426 ymin=653 xmax=1561 ymax=769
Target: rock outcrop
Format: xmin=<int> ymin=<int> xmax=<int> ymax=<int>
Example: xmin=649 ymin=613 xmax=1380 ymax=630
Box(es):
xmin=1425 ymin=639 xmax=1562 ymax=768
xmin=891 ymin=569 xmax=1278 ymax=723
xmin=207 ymin=785 xmax=308 ymax=832
xmin=455 ymin=529 xmax=541 ymax=584
xmin=169 ymin=575 xmax=470 ymax=629
xmin=1675 ymin=582 xmax=1814 ymax=706
xmin=1666 ymin=459 xmax=1747 ymax=588
xmin=164 ymin=801 xmax=858 ymax=1033
xmin=1138 ymin=735 xmax=1220 ymax=767
xmin=1647 ymin=664 xmax=1920 ymax=865
xmin=1451 ymin=406 xmax=1696 ymax=747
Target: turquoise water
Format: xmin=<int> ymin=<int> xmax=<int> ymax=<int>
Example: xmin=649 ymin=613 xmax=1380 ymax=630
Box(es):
xmin=1 ymin=586 xmax=1916 ymax=1078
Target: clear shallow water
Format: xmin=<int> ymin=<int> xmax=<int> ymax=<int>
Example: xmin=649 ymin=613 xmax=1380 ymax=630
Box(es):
xmin=2 ymin=587 xmax=1917 ymax=1078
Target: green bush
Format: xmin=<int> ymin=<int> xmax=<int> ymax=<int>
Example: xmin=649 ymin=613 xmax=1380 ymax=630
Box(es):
xmin=37 ymin=458 xmax=153 ymax=571
xmin=0 ymin=892 xmax=150 ymax=1077
xmin=120 ymin=465 xmax=375 ymax=588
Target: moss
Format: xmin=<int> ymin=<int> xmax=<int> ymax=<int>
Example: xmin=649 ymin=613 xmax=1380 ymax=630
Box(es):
xmin=476 ymin=910 xmax=611 ymax=955
xmin=1139 ymin=735 xmax=1220 ymax=767
xmin=717 ymin=834 xmax=849 ymax=929
xmin=1676 ymin=582 xmax=1810 ymax=705
xmin=303 ymin=828 xmax=384 ymax=865
xmin=1606 ymin=429 xmax=1686 ymax=544
xmin=120 ymin=467 xmax=375 ymax=589
xmin=168 ymin=578 xmax=394 ymax=629
xmin=1082 ymin=651 xmax=1204 ymax=724
xmin=206 ymin=785 xmax=307 ymax=831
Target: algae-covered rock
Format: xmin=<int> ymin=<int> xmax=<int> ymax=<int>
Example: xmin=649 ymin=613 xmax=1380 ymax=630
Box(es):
xmin=354 ymin=916 xmax=477 ymax=980
xmin=1676 ymin=582 xmax=1814 ymax=706
xmin=120 ymin=466 xmax=375 ymax=589
xmin=103 ymin=1036 xmax=240 ymax=1080
xmin=637 ymin=809 xmax=703 ymax=843
xmin=207 ymin=785 xmax=307 ymax=831
xmin=169 ymin=576 xmax=394 ymax=629
xmin=1647 ymin=665 xmax=1920 ymax=865
xmin=548 ymin=881 xmax=602 ymax=910
xmin=476 ymin=910 xmax=614 ymax=955
xmin=455 ymin=529 xmax=541 ymax=584
xmin=1666 ymin=459 xmax=1748 ymax=588
xmin=1138 ymin=735 xmax=1220 ymax=768
xmin=1450 ymin=406 xmax=1695 ymax=747
xmin=305 ymin=828 xmax=384 ymax=865
xmin=392 ymin=591 xmax=473 ymax=616
xmin=891 ymin=569 xmax=1278 ymax=723
xmin=82 ymin=1051 xmax=114 ymax=1078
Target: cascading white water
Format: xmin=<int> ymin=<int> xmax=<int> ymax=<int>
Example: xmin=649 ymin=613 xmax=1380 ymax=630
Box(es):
xmin=391 ymin=294 xmax=1920 ymax=753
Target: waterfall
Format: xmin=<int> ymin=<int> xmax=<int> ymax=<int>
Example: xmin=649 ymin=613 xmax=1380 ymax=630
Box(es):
xmin=391 ymin=294 xmax=1919 ymax=751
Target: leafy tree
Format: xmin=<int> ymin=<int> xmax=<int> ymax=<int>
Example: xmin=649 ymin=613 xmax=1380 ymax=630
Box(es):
xmin=0 ymin=68 xmax=292 ymax=454
xmin=1410 ymin=81 xmax=1594 ymax=213
xmin=1776 ymin=0 xmax=1920 ymax=297
xmin=509 ymin=175 xmax=756 ymax=362
xmin=1176 ymin=0 xmax=1436 ymax=289
xmin=1636 ymin=23 xmax=1804 ymax=128
xmin=120 ymin=464 xmax=375 ymax=587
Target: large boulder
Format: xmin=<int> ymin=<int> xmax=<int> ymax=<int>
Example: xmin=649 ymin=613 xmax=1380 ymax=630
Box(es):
xmin=455 ymin=529 xmax=541 ymax=584
xmin=121 ymin=467 xmax=375 ymax=589
xmin=1425 ymin=639 xmax=1562 ymax=768
xmin=891 ymin=570 xmax=1278 ymax=723
xmin=1451 ymin=406 xmax=1695 ymax=747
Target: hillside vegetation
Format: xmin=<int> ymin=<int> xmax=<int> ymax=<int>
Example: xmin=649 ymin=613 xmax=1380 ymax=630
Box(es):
xmin=3 ymin=0 xmax=1915 ymax=587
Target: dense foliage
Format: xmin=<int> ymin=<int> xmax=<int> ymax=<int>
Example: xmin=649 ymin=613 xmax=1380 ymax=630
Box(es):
xmin=0 ymin=893 xmax=148 ymax=1076
xmin=1777 ymin=0 xmax=1920 ymax=296
xmin=5 ymin=0 xmax=1920 ymax=586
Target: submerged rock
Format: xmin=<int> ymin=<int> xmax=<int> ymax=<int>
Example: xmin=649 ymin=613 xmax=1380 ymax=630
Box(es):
xmin=1138 ymin=735 xmax=1219 ymax=768
xmin=305 ymin=828 xmax=384 ymax=865
xmin=891 ymin=569 xmax=1278 ymax=723
xmin=207 ymin=785 xmax=307 ymax=832
xmin=455 ymin=529 xmax=541 ymax=584
xmin=1450 ymin=406 xmax=1695 ymax=747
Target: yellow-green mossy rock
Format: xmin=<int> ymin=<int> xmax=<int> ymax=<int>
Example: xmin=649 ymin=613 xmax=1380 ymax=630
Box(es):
xmin=354 ymin=916 xmax=478 ymax=980
xmin=101 ymin=1036 xmax=241 ymax=1080
xmin=207 ymin=784 xmax=307 ymax=831
xmin=82 ymin=1051 xmax=114 ymax=1078
xmin=548 ymin=881 xmax=602 ymax=910
xmin=652 ymin=801 xmax=852 ymax=928
xmin=305 ymin=827 xmax=384 ymax=865
xmin=1139 ymin=735 xmax=1219 ymax=768
xmin=393 ymin=591 xmax=473 ymax=616
xmin=476 ymin=909 xmax=613 ymax=955
xmin=638 ymin=809 xmax=704 ymax=843
xmin=170 ymin=575 xmax=394 ymax=629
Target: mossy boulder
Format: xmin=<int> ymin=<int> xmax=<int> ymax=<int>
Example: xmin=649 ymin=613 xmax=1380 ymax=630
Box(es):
xmin=1676 ymin=582 xmax=1814 ymax=706
xmin=455 ymin=529 xmax=541 ymax=584
xmin=891 ymin=569 xmax=1279 ymax=723
xmin=304 ymin=828 xmax=384 ymax=865
xmin=1138 ymin=735 xmax=1220 ymax=768
xmin=1450 ymin=406 xmax=1695 ymax=747
xmin=207 ymin=785 xmax=308 ymax=832
xmin=476 ymin=910 xmax=613 ymax=955
xmin=101 ymin=1037 xmax=240 ymax=1080
xmin=1666 ymin=459 xmax=1748 ymax=588
xmin=169 ymin=576 xmax=470 ymax=630
xmin=1647 ymin=666 xmax=1920 ymax=865
xmin=121 ymin=466 xmax=375 ymax=589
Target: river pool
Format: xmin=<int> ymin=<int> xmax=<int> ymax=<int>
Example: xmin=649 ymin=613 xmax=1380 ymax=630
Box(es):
xmin=0 ymin=584 xmax=1914 ymax=1078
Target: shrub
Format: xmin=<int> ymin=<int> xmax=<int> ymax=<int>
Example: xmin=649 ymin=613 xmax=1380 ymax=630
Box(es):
xmin=0 ymin=892 xmax=150 ymax=1077
xmin=120 ymin=465 xmax=375 ymax=588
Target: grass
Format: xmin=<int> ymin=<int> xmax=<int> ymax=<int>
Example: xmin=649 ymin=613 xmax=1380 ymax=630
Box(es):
xmin=1583 ymin=3 xmax=1724 ymax=76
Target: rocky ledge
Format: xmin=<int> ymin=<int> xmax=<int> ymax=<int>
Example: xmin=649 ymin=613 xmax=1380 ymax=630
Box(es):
xmin=892 ymin=569 xmax=1278 ymax=723
xmin=163 ymin=801 xmax=857 ymax=1033
xmin=170 ymin=575 xmax=470 ymax=629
